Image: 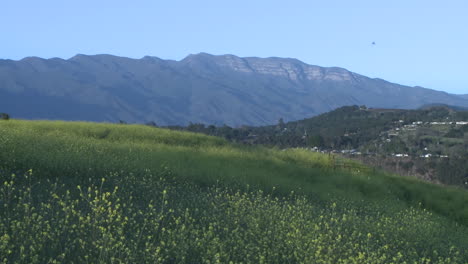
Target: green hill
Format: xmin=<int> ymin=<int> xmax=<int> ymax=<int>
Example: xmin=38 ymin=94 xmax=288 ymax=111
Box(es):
xmin=1 ymin=120 xmax=468 ymax=263
xmin=176 ymin=105 xmax=468 ymax=188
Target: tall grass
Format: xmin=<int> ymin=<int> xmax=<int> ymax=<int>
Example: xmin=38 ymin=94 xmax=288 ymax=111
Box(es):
xmin=1 ymin=120 xmax=467 ymax=223
xmin=1 ymin=120 xmax=468 ymax=262
xmin=1 ymin=169 xmax=467 ymax=263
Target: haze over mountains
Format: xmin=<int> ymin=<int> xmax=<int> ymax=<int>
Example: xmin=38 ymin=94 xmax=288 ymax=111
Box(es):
xmin=0 ymin=53 xmax=467 ymax=126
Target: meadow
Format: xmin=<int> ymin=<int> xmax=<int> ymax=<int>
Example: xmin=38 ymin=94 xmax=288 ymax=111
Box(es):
xmin=1 ymin=120 xmax=468 ymax=263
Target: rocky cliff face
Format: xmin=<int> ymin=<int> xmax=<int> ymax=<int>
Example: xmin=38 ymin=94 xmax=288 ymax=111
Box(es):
xmin=185 ymin=53 xmax=356 ymax=82
xmin=0 ymin=53 xmax=467 ymax=126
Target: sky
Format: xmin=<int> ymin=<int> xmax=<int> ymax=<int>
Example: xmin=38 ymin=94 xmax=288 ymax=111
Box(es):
xmin=1 ymin=0 xmax=467 ymax=94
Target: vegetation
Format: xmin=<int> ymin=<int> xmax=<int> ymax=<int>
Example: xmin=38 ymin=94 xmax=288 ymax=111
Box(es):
xmin=1 ymin=120 xmax=468 ymax=263
xmin=172 ymin=105 xmax=468 ymax=149
xmin=171 ymin=105 xmax=468 ymax=188
xmin=0 ymin=113 xmax=9 ymax=120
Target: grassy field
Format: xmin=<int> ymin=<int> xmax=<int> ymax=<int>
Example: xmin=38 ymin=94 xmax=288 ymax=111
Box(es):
xmin=1 ymin=120 xmax=468 ymax=263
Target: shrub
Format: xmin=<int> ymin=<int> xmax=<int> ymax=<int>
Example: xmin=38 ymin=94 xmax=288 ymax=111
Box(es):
xmin=0 ymin=113 xmax=9 ymax=120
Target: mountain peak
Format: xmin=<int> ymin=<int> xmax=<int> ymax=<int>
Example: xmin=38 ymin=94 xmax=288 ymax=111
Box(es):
xmin=182 ymin=52 xmax=215 ymax=61
xmin=20 ymin=56 xmax=45 ymax=62
xmin=69 ymin=54 xmax=93 ymax=61
xmin=179 ymin=53 xmax=352 ymax=81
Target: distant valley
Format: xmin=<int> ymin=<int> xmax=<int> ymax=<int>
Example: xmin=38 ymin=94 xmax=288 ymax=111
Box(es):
xmin=1 ymin=53 xmax=468 ymax=126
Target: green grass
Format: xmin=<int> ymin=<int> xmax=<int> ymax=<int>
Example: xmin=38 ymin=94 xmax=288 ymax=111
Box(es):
xmin=1 ymin=120 xmax=468 ymax=263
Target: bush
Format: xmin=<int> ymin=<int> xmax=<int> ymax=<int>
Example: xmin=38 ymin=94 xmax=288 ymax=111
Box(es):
xmin=0 ymin=113 xmax=9 ymax=120
xmin=445 ymin=128 xmax=464 ymax=138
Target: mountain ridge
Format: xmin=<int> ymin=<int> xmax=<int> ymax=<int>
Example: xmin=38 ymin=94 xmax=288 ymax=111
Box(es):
xmin=1 ymin=53 xmax=467 ymax=126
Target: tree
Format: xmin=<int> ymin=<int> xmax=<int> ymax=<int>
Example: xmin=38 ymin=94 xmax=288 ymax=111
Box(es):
xmin=0 ymin=113 xmax=10 ymax=120
xmin=277 ymin=118 xmax=285 ymax=129
xmin=207 ymin=125 xmax=216 ymax=134
xmin=146 ymin=121 xmax=158 ymax=127
xmin=445 ymin=128 xmax=464 ymax=138
xmin=306 ymin=135 xmax=324 ymax=148
xmin=187 ymin=123 xmax=206 ymax=133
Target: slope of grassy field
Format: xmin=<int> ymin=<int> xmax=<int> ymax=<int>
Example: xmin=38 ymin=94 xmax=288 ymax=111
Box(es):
xmin=1 ymin=120 xmax=468 ymax=263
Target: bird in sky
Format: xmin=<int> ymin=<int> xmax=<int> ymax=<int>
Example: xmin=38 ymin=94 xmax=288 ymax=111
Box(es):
xmin=372 ymin=41 xmax=376 ymax=45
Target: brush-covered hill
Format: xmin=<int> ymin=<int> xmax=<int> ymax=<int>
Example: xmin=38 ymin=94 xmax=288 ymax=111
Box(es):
xmin=174 ymin=105 xmax=468 ymax=150
xmin=175 ymin=105 xmax=468 ymax=187
xmin=1 ymin=53 xmax=468 ymax=126
xmin=1 ymin=119 xmax=468 ymax=263
xmin=419 ymin=103 xmax=468 ymax=111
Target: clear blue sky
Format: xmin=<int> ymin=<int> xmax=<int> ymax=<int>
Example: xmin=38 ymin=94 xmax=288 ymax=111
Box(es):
xmin=1 ymin=0 xmax=467 ymax=94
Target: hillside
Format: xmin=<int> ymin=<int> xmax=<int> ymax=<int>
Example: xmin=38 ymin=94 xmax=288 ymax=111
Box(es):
xmin=1 ymin=119 xmax=468 ymax=262
xmin=419 ymin=103 xmax=468 ymax=111
xmin=1 ymin=53 xmax=468 ymax=126
xmin=174 ymin=105 xmax=468 ymax=188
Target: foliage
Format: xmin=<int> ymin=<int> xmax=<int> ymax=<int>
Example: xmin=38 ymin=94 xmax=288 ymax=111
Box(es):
xmin=1 ymin=170 xmax=467 ymax=263
xmin=172 ymin=105 xmax=467 ymax=149
xmin=170 ymin=105 xmax=468 ymax=188
xmin=1 ymin=120 xmax=468 ymax=262
xmin=0 ymin=113 xmax=9 ymax=120
xmin=445 ymin=127 xmax=464 ymax=138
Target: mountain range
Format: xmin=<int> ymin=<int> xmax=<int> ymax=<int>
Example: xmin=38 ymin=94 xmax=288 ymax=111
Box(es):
xmin=0 ymin=53 xmax=467 ymax=126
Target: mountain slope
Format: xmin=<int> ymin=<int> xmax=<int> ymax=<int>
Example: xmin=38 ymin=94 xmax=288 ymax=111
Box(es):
xmin=1 ymin=53 xmax=467 ymax=126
